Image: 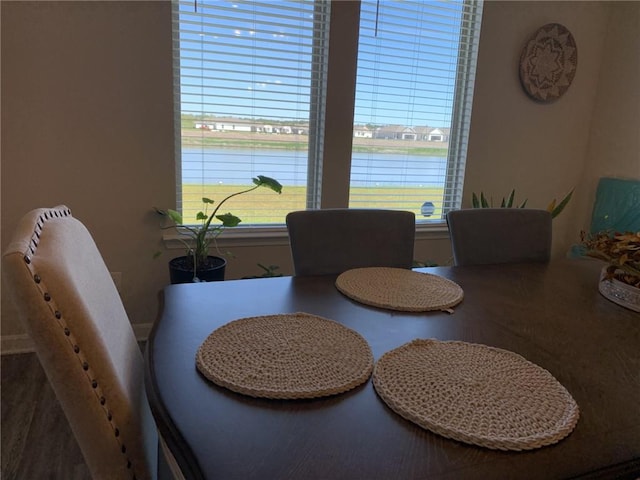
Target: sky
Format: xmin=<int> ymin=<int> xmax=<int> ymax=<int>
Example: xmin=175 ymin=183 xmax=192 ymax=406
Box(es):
xmin=177 ymin=0 xmax=465 ymax=129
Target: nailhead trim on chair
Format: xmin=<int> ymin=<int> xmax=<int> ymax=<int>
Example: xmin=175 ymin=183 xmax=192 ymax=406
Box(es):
xmin=22 ymin=206 xmax=138 ymax=479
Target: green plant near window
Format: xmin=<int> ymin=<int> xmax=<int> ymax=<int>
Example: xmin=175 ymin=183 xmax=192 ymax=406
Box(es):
xmin=156 ymin=175 xmax=282 ymax=278
xmin=412 ymin=259 xmax=439 ymax=268
xmin=471 ymin=189 xmax=573 ymax=219
xmin=242 ymin=263 xmax=284 ymax=279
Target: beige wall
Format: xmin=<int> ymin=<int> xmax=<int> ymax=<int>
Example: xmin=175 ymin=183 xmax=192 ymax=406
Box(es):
xmin=2 ymin=1 xmax=638 ymax=346
xmin=466 ymin=1 xmax=603 ymax=256
xmin=568 ymin=1 xmax=640 ymax=245
xmin=1 ymin=1 xmax=176 ymax=341
xmin=466 ymin=1 xmax=639 ymax=255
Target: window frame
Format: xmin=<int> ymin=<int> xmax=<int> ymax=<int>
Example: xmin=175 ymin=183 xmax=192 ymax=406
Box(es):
xmin=170 ymin=0 xmax=483 ymax=240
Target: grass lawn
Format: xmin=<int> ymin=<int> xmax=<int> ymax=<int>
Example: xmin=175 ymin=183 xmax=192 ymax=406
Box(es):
xmin=180 ymin=184 xmax=445 ymax=225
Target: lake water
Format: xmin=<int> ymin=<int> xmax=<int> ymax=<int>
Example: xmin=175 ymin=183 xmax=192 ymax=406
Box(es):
xmin=181 ymin=147 xmax=448 ymax=187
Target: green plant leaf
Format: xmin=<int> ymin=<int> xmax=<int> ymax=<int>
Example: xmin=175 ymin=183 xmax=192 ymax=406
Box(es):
xmin=253 ymin=175 xmax=283 ymax=194
xmin=547 ymin=199 xmax=556 ymax=212
xmin=258 ymin=263 xmax=282 ymax=276
xmin=216 ymin=213 xmax=241 ymax=227
xmin=156 ymin=176 xmax=282 ymax=272
xmin=500 ymin=197 xmax=506 ymax=208
xmin=519 ymin=199 xmax=528 ymax=208
xmin=471 ymin=192 xmax=479 ymax=208
xmin=412 ymin=259 xmax=438 ymax=267
xmin=506 ymin=189 xmax=515 ymax=208
xmin=550 ymin=189 xmax=573 ymax=218
xmin=166 ymin=209 xmax=183 ymax=225
xmin=480 ymin=192 xmax=489 ymax=208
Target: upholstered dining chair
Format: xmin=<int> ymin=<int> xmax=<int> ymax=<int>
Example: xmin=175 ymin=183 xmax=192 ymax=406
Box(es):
xmin=2 ymin=206 xmax=182 ymax=480
xmin=446 ymin=208 xmax=552 ymax=266
xmin=286 ymin=208 xmax=416 ymax=276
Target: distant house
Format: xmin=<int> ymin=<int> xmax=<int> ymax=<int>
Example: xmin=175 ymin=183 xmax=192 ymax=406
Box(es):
xmin=251 ymin=124 xmax=306 ymax=135
xmin=426 ymin=127 xmax=449 ymax=142
xmin=353 ymin=125 xmax=373 ymax=138
xmin=413 ymin=126 xmax=450 ymax=142
xmin=193 ymin=118 xmax=449 ymax=141
xmin=374 ymin=125 xmax=417 ymax=140
xmin=210 ymin=118 xmax=253 ymax=132
xmin=413 ymin=126 xmax=431 ymax=141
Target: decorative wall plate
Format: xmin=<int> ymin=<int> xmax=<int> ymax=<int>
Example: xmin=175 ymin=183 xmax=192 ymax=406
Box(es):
xmin=519 ymin=23 xmax=578 ymax=103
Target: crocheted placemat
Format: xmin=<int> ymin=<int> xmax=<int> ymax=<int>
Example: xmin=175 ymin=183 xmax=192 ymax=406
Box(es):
xmin=196 ymin=312 xmax=373 ymax=399
xmin=373 ymin=339 xmax=579 ymax=451
xmin=335 ymin=267 xmax=463 ymax=312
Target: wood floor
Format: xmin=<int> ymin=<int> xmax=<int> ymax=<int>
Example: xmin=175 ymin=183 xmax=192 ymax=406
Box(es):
xmin=2 ymin=352 xmax=91 ymax=480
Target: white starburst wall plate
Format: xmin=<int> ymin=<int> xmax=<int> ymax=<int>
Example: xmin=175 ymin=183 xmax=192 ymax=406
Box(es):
xmin=519 ymin=23 xmax=578 ymax=103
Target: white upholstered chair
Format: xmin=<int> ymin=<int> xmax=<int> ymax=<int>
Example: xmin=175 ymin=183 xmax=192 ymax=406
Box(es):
xmin=446 ymin=208 xmax=552 ymax=266
xmin=286 ymin=208 xmax=416 ymax=276
xmin=2 ymin=206 xmax=182 ymax=480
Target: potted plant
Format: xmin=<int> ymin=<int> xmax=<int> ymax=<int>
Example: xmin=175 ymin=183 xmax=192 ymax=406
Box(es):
xmin=242 ymin=263 xmax=284 ymax=279
xmin=581 ymin=230 xmax=640 ymax=312
xmin=471 ymin=189 xmax=573 ymax=219
xmin=157 ymin=175 xmax=282 ymax=284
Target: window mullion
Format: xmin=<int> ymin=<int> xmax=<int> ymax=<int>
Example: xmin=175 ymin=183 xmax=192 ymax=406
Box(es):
xmin=318 ymin=0 xmax=361 ymax=209
xmin=306 ymin=1 xmax=330 ymax=210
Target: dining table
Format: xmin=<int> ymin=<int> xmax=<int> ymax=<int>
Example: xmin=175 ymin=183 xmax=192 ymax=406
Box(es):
xmin=144 ymin=259 xmax=640 ymax=480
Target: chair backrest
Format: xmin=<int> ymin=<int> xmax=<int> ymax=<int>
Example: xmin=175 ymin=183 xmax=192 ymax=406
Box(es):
xmin=589 ymin=177 xmax=640 ymax=234
xmin=2 ymin=206 xmax=157 ymax=480
xmin=446 ymin=208 xmax=552 ymax=266
xmin=286 ymin=208 xmax=416 ymax=276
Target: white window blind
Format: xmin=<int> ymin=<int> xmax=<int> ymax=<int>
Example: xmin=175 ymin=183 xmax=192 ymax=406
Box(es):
xmin=174 ymin=0 xmax=329 ymax=225
xmin=173 ymin=0 xmax=482 ymax=227
xmin=349 ymin=0 xmax=482 ymax=222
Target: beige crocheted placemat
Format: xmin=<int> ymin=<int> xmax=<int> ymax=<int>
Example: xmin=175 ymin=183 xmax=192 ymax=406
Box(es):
xmin=373 ymin=339 xmax=579 ymax=451
xmin=196 ymin=312 xmax=373 ymax=399
xmin=335 ymin=267 xmax=463 ymax=312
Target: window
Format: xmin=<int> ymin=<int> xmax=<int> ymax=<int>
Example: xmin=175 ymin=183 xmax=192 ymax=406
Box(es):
xmin=174 ymin=0 xmax=483 ymax=228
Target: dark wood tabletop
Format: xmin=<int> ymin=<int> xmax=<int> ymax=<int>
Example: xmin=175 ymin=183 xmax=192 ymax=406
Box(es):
xmin=145 ymin=260 xmax=640 ymax=480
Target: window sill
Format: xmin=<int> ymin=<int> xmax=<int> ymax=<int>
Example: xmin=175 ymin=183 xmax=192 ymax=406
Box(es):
xmin=161 ymin=221 xmax=450 ymax=250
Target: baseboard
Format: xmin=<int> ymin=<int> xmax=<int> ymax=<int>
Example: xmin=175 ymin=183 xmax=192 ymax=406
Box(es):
xmin=1 ymin=323 xmax=154 ymax=355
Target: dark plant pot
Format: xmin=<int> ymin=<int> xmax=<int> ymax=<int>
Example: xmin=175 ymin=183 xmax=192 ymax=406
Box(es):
xmin=168 ymin=255 xmax=227 ymax=284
